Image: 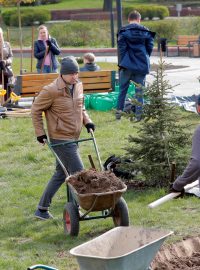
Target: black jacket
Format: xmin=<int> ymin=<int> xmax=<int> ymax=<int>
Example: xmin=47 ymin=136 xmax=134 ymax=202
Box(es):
xmin=34 ymin=37 xmax=60 ymax=70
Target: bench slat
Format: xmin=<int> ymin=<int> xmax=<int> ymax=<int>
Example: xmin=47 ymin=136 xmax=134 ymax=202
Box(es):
xmin=80 ymin=77 xmax=111 ymax=83
xmin=21 ymin=83 xmax=112 ymax=93
xmin=79 ymin=70 xmax=111 ymax=78
xmin=18 ymin=73 xmax=58 ymax=81
xmin=22 ymin=80 xmax=56 ymax=87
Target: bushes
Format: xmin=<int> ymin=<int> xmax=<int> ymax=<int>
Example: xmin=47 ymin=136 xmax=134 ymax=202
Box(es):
xmin=124 ymin=5 xmax=169 ymax=20
xmin=144 ymin=20 xmax=179 ymax=40
xmin=50 ymin=21 xmax=111 ymax=47
xmin=2 ymin=8 xmax=50 ymax=26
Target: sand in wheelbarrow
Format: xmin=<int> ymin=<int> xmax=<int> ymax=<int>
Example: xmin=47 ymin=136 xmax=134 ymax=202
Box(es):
xmin=67 ymin=169 xmax=124 ymax=194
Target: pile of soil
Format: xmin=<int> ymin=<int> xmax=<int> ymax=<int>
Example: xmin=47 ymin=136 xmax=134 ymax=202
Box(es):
xmin=67 ymin=169 xmax=124 ymax=194
xmin=153 ymin=253 xmax=200 ymax=270
xmin=152 ymin=236 xmax=200 ymax=270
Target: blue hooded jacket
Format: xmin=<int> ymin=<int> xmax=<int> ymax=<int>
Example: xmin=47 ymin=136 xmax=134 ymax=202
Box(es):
xmin=117 ymin=23 xmax=156 ymax=75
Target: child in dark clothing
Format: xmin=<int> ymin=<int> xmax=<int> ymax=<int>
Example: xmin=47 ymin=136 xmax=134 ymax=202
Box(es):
xmin=80 ymin=53 xmax=101 ymax=72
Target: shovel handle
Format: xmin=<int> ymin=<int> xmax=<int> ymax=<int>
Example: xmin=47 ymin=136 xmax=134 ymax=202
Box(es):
xmin=148 ymin=180 xmax=199 ymax=209
xmin=148 ymin=192 xmax=180 ymax=208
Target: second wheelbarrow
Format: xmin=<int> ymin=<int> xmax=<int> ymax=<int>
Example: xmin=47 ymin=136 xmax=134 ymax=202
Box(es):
xmin=70 ymin=226 xmax=173 ymax=270
xmin=47 ymin=131 xmax=129 ymax=237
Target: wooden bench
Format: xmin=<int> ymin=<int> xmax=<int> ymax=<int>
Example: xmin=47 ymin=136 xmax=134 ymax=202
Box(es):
xmin=13 ymin=70 xmax=116 ymax=97
xmin=166 ymin=35 xmax=199 ymax=56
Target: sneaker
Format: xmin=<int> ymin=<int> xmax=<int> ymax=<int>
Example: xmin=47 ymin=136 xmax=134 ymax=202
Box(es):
xmin=35 ymin=209 xmax=53 ymax=220
xmin=115 ymin=110 xmax=122 ymax=120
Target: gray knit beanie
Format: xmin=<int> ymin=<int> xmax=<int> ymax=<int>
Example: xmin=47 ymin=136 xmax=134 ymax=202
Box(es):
xmin=60 ymin=56 xmax=79 ymax=75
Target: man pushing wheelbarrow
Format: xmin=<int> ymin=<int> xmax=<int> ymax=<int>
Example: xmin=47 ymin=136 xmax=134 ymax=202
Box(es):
xmin=31 ymin=56 xmax=95 ymax=220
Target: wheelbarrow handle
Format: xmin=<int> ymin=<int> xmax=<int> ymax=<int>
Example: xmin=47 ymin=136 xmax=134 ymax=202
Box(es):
xmin=27 ymin=265 xmax=58 ymax=270
xmin=90 ymin=129 xmax=103 ymax=171
xmin=46 ymin=141 xmax=69 ymax=178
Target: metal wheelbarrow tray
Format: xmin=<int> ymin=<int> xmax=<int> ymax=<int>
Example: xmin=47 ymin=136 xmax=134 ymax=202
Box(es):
xmin=70 ymin=226 xmax=173 ymax=270
xmin=67 ymin=181 xmax=127 ymax=211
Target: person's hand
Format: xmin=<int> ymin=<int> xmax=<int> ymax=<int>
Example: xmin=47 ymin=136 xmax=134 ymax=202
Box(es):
xmin=46 ymin=40 xmax=51 ymax=47
xmin=85 ymin=123 xmax=95 ymax=133
xmin=37 ymin=134 xmax=47 ymax=145
xmin=169 ymin=184 xmax=185 ymax=198
xmin=0 ymin=60 xmax=6 ymax=69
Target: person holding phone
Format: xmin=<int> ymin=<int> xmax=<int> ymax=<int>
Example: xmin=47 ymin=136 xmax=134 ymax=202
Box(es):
xmin=34 ymin=25 xmax=60 ymax=73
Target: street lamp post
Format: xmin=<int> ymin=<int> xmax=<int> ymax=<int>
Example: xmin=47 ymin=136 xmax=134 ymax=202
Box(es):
xmin=109 ymin=0 xmax=115 ymax=47
xmin=116 ymin=0 xmax=122 ymax=31
xmin=17 ymin=0 xmax=23 ymax=74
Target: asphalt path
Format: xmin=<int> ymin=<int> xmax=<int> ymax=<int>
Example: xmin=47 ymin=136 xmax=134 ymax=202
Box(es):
xmin=96 ymin=56 xmax=200 ymax=97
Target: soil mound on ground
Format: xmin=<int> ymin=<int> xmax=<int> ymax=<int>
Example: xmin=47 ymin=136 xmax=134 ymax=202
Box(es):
xmin=67 ymin=169 xmax=124 ymax=194
xmin=152 ymin=236 xmax=200 ymax=270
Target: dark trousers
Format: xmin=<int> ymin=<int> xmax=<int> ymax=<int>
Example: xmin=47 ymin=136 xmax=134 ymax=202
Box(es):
xmin=117 ymin=69 xmax=146 ymax=120
xmin=38 ymin=139 xmax=84 ymax=210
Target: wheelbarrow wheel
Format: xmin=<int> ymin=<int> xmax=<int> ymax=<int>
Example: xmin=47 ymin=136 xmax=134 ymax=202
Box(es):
xmin=112 ymin=197 xmax=129 ymax=226
xmin=63 ymin=202 xmax=80 ymax=237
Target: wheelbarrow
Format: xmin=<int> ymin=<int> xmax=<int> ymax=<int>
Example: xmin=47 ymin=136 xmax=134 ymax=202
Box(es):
xmin=47 ymin=130 xmax=129 ymax=237
xmin=70 ymin=226 xmax=174 ymax=270
xmin=27 ymin=226 xmax=173 ymax=270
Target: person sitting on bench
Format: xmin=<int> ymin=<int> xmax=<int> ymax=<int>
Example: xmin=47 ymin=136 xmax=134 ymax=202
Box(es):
xmin=80 ymin=53 xmax=101 ymax=72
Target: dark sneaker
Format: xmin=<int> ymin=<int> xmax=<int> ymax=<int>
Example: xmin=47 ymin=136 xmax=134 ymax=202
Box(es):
xmin=115 ymin=110 xmax=122 ymax=120
xmin=35 ymin=209 xmax=53 ymax=220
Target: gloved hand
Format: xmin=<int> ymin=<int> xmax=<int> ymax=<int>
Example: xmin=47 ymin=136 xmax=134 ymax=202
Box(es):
xmin=85 ymin=123 xmax=95 ymax=133
xmin=169 ymin=184 xmax=185 ymax=198
xmin=37 ymin=134 xmax=47 ymax=144
xmin=46 ymin=40 xmax=51 ymax=47
xmin=0 ymin=60 xmax=6 ymax=69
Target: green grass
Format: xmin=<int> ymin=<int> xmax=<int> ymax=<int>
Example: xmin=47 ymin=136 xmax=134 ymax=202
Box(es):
xmin=1 ymin=101 xmax=200 ymax=269
xmin=11 ymin=57 xmax=118 ymax=74
xmin=2 ymin=0 xmax=149 ymax=11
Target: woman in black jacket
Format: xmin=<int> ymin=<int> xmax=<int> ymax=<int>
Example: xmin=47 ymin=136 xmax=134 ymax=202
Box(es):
xmin=34 ymin=25 xmax=61 ymax=73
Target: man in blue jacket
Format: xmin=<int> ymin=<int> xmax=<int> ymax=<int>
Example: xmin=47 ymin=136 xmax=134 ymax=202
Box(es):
xmin=116 ymin=10 xmax=156 ymax=120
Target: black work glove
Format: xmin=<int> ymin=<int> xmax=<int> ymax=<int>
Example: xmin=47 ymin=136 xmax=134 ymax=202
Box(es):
xmin=46 ymin=40 xmax=51 ymax=47
xmin=37 ymin=134 xmax=47 ymax=144
xmin=0 ymin=60 xmax=6 ymax=69
xmin=169 ymin=184 xmax=185 ymax=198
xmin=85 ymin=123 xmax=95 ymax=133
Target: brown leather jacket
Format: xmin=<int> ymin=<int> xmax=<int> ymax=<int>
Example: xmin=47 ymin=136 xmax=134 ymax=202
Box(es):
xmin=31 ymin=76 xmax=92 ymax=140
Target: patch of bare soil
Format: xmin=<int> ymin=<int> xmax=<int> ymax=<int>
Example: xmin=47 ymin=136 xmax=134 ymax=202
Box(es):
xmin=67 ymin=169 xmax=124 ymax=194
xmin=151 ymin=236 xmax=200 ymax=270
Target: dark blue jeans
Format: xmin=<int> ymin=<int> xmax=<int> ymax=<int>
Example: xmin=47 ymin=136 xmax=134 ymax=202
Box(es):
xmin=38 ymin=139 xmax=84 ymax=210
xmin=37 ymin=65 xmax=58 ymax=73
xmin=117 ymin=69 xmax=146 ymax=120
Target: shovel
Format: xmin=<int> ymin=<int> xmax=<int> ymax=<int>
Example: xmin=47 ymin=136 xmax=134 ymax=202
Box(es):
xmin=148 ymin=179 xmax=199 ymax=209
